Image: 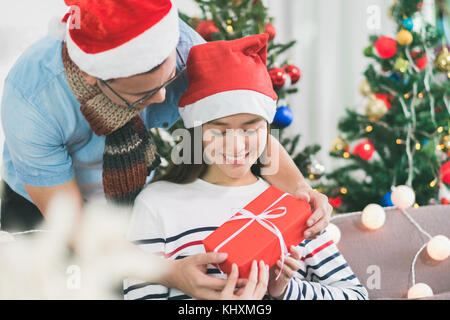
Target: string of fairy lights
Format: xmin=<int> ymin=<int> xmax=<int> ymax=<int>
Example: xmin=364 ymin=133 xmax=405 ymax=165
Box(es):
xmin=328 ymin=184 xmax=450 ymax=299
xmin=327 ymin=0 xmax=450 ymax=209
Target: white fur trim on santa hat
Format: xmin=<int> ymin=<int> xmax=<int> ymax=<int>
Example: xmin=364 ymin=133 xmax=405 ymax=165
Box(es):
xmin=179 ymin=90 xmax=277 ymax=129
xmin=65 ymin=4 xmax=179 ymax=80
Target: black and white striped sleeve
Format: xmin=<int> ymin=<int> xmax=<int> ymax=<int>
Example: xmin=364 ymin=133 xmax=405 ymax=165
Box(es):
xmin=123 ymin=195 xmax=169 ymax=300
xmin=282 ymin=231 xmax=369 ymax=300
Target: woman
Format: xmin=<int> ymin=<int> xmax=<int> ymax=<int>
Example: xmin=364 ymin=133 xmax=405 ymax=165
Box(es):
xmin=124 ymin=34 xmax=368 ymax=300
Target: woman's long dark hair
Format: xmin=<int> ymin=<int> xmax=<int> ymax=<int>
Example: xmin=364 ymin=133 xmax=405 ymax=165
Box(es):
xmin=153 ymin=123 xmax=270 ymax=184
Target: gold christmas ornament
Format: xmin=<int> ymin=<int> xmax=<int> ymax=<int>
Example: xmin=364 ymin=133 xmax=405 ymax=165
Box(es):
xmin=366 ymin=98 xmax=388 ymax=121
xmin=331 ymin=137 xmax=348 ymax=153
xmin=435 ymin=46 xmax=450 ymax=72
xmin=231 ymin=0 xmax=243 ymax=6
xmin=359 ymin=79 xmax=372 ymax=97
xmin=441 ymin=135 xmax=450 ymax=152
xmin=394 ymin=57 xmax=409 ymax=73
xmin=397 ymin=29 xmax=413 ymax=45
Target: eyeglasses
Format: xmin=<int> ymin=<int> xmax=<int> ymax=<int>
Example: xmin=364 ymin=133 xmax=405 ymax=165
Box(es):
xmin=100 ymin=48 xmax=186 ymax=109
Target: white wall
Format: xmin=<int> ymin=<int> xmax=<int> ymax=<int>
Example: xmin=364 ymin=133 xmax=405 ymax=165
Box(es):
xmin=0 ymin=0 xmax=397 ymax=173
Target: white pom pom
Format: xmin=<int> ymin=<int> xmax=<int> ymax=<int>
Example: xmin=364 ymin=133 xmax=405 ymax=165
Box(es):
xmin=361 ymin=203 xmax=386 ymax=230
xmin=426 ymin=235 xmax=450 ymax=261
xmin=326 ymin=223 xmax=341 ymax=244
xmin=47 ymin=16 xmax=67 ymax=41
xmin=391 ymin=185 xmax=415 ymax=209
xmin=407 ymin=283 xmax=433 ymax=299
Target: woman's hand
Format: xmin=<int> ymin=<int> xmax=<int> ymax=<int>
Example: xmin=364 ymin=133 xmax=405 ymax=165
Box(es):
xmin=160 ymin=252 xmax=232 ymax=299
xmin=220 ymin=260 xmax=269 ymax=300
xmin=294 ymin=187 xmax=332 ymax=239
xmin=268 ymin=245 xmax=302 ymax=299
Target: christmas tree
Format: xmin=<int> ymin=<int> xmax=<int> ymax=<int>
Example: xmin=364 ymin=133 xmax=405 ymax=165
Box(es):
xmin=320 ymin=0 xmax=450 ymax=213
xmin=151 ymin=0 xmax=322 ymax=178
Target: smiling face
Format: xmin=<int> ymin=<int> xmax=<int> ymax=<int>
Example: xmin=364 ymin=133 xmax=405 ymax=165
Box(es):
xmin=202 ymin=113 xmax=269 ymax=183
xmin=82 ymin=50 xmax=177 ymax=111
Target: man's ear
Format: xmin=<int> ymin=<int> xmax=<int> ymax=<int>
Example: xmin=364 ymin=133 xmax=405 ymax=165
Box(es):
xmin=80 ymin=71 xmax=98 ymax=86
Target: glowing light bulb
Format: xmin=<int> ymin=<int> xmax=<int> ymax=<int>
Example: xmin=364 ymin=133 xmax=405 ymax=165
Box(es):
xmin=426 ymin=235 xmax=450 ymax=261
xmin=361 ymin=204 xmax=386 ymax=230
xmin=407 ymin=283 xmax=433 ymax=299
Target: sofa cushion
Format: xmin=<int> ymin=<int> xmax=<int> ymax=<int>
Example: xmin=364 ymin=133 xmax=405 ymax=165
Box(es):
xmin=331 ymin=204 xmax=450 ymax=300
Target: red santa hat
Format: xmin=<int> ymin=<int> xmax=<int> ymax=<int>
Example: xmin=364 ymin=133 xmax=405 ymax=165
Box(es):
xmin=54 ymin=0 xmax=179 ymax=80
xmin=178 ymin=33 xmax=278 ymax=129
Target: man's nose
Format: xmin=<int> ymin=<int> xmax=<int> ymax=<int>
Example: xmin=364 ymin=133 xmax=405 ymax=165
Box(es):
xmin=153 ymin=88 xmax=166 ymax=104
xmin=139 ymin=88 xmax=166 ymax=111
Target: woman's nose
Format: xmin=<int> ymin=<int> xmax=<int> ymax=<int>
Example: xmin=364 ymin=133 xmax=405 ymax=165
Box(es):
xmin=225 ymin=130 xmax=247 ymax=154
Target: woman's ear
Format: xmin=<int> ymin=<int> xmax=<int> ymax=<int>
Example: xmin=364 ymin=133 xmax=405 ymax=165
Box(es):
xmin=80 ymin=71 xmax=98 ymax=86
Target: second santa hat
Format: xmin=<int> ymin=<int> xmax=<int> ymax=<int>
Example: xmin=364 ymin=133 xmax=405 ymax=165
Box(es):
xmin=178 ymin=33 xmax=278 ymax=128
xmin=61 ymin=0 xmax=179 ymax=80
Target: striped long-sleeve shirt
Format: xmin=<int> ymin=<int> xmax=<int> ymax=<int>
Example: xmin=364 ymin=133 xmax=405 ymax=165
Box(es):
xmin=123 ymin=177 xmax=368 ymax=300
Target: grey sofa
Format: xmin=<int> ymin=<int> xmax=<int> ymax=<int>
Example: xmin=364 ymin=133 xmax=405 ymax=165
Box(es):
xmin=332 ymin=204 xmax=450 ymax=299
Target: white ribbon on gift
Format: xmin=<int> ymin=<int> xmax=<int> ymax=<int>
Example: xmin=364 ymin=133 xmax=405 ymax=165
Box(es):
xmin=214 ymin=192 xmax=291 ymax=280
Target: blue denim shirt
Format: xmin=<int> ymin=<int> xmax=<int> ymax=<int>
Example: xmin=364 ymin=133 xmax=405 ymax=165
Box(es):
xmin=1 ymin=18 xmax=205 ymax=202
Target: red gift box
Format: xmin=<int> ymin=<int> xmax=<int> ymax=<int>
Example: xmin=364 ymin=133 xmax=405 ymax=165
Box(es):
xmin=202 ymin=185 xmax=312 ymax=279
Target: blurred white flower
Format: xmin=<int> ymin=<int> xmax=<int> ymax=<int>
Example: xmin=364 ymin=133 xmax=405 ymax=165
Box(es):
xmin=0 ymin=193 xmax=166 ymax=299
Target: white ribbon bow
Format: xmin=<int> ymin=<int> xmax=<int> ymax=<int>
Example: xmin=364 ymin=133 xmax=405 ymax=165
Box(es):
xmin=214 ymin=192 xmax=291 ymax=280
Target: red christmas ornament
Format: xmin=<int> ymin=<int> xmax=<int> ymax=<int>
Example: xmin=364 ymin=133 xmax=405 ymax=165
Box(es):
xmin=411 ymin=50 xmax=428 ymax=70
xmin=269 ymin=67 xmax=287 ymax=89
xmin=374 ymin=36 xmax=397 ymax=59
xmin=375 ymin=93 xmax=392 ymax=109
xmin=440 ymin=161 xmax=450 ymax=184
xmin=353 ymin=140 xmax=375 ymax=160
xmin=283 ymin=64 xmax=301 ymax=84
xmin=328 ymin=196 xmax=342 ymax=208
xmin=265 ymin=23 xmax=276 ymax=41
xmin=196 ymin=20 xmax=219 ymax=41
xmin=442 ymin=197 xmax=449 ymax=205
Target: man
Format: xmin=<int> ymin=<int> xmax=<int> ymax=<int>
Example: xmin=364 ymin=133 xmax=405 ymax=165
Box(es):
xmin=0 ymin=0 xmax=331 ymax=299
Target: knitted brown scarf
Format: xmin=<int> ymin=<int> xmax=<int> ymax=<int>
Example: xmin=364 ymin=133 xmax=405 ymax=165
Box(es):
xmin=62 ymin=45 xmax=160 ymax=206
